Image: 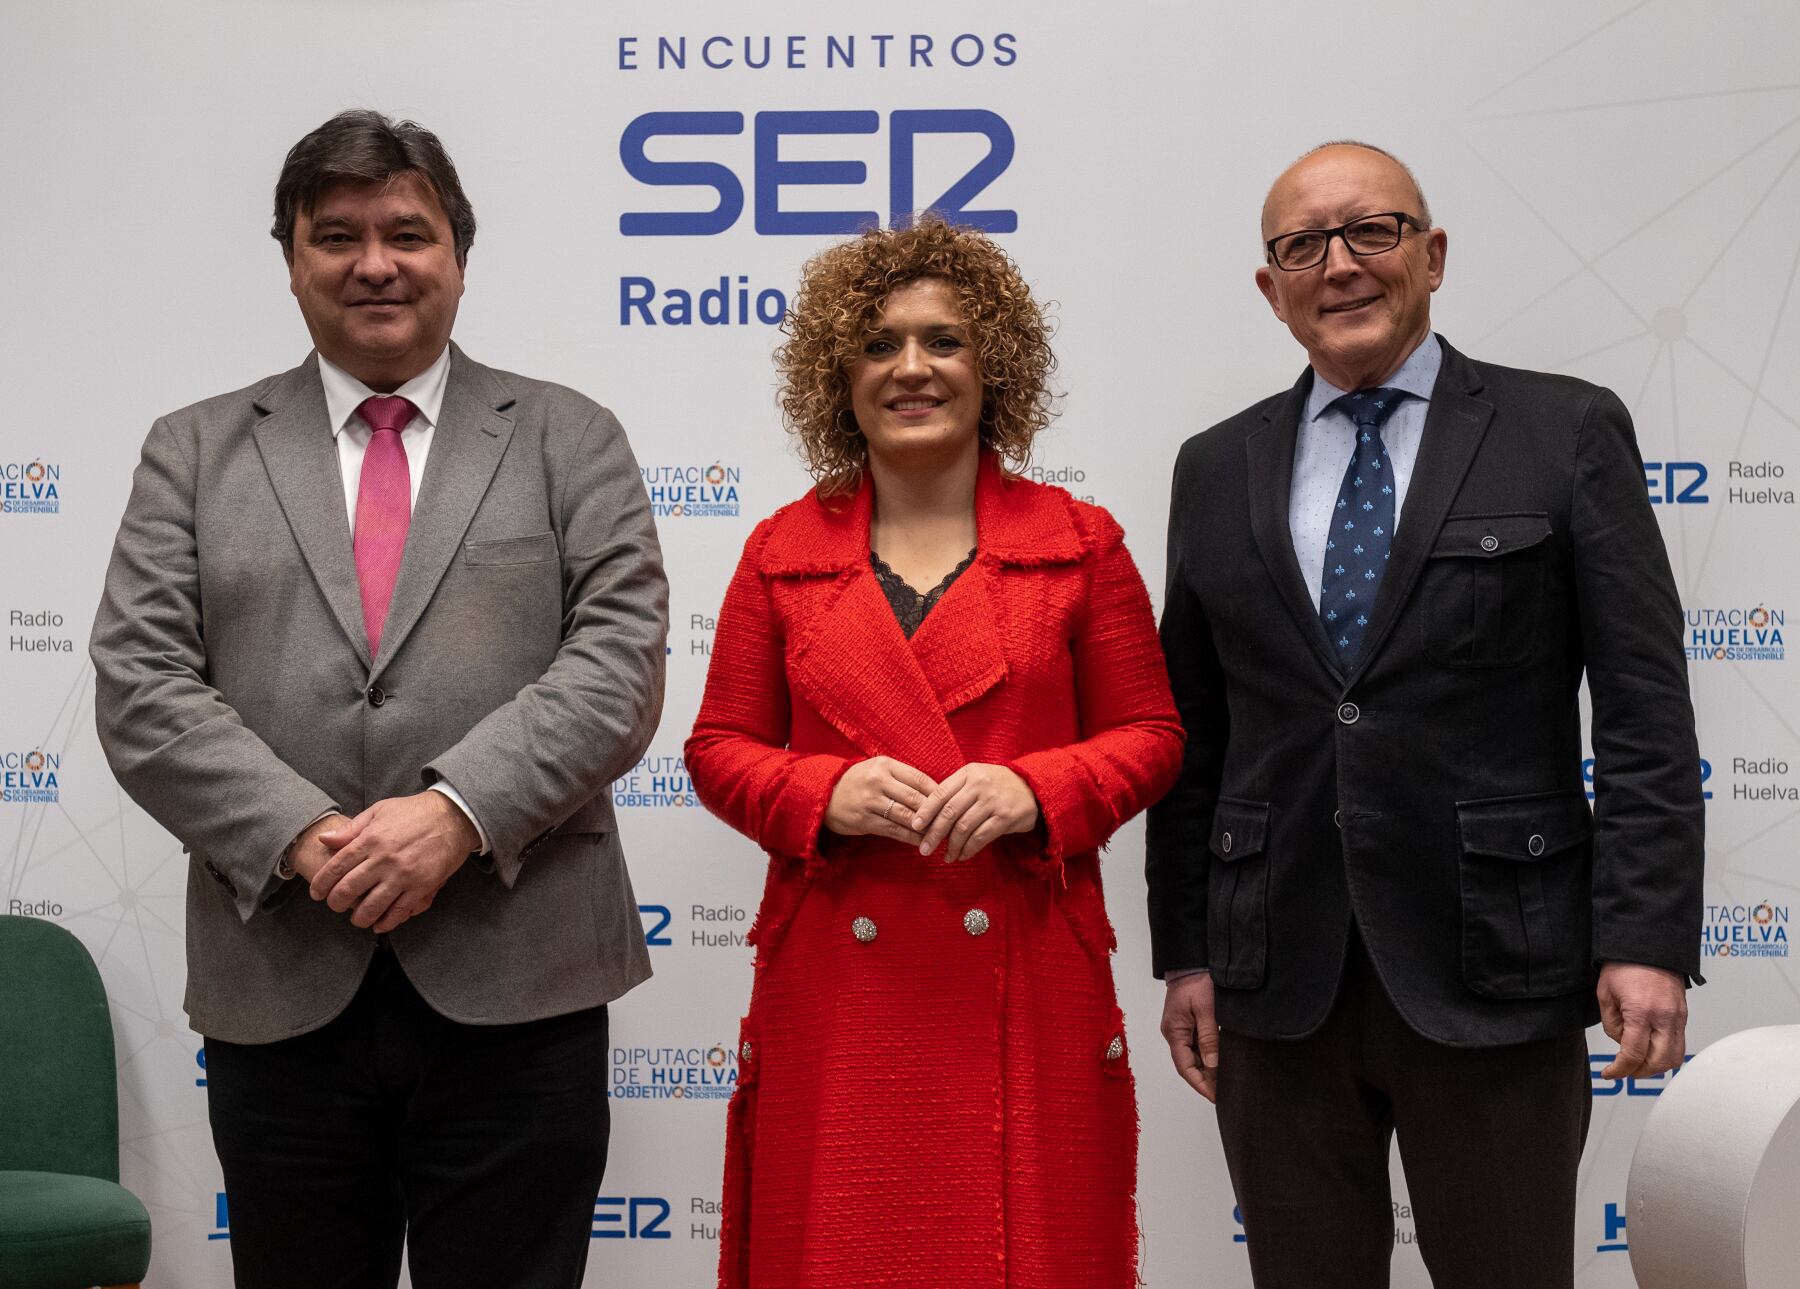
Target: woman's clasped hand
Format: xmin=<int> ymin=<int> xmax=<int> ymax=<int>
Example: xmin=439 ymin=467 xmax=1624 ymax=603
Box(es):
xmin=823 ymin=756 xmax=1040 ymax=862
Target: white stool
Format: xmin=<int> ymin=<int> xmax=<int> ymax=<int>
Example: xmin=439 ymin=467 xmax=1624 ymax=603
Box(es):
xmin=1627 ymin=1025 xmax=1800 ymax=1288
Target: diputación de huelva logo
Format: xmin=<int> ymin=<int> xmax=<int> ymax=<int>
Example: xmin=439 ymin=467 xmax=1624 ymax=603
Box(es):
xmin=611 ymin=1042 xmax=739 ymax=1101
xmin=1 ymin=749 xmax=60 ymax=803
xmin=640 ymin=463 xmax=741 ymax=519
xmin=613 ymin=753 xmax=699 ymax=808
xmin=2 ymin=460 xmax=60 ymax=514
xmin=1702 ymin=902 xmax=1789 ymax=959
xmin=1685 ymin=605 xmax=1784 ymax=661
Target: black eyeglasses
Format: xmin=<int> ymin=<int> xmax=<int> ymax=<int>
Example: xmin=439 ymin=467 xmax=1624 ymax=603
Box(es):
xmin=1265 ymin=212 xmax=1426 ymax=272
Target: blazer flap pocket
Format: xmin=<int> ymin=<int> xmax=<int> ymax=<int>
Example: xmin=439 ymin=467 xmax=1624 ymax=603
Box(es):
xmin=1429 ymin=513 xmax=1552 ymax=560
xmin=1457 ymin=792 xmax=1591 ymax=861
xmin=463 ymin=530 xmax=559 ymax=566
xmin=1209 ymin=798 xmax=1270 ymax=861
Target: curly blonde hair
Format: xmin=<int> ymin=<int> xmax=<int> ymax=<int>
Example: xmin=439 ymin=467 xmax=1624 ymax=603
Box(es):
xmin=775 ymin=217 xmax=1057 ymax=495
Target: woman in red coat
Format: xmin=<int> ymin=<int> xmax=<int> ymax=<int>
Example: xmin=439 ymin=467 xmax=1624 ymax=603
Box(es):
xmin=685 ymin=218 xmax=1183 ymax=1289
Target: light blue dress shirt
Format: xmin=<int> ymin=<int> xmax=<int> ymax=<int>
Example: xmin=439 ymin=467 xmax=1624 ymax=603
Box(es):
xmin=1288 ymin=333 xmax=1443 ymax=611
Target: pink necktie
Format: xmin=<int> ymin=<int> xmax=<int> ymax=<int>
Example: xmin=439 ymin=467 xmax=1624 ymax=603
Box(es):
xmin=353 ymin=395 xmax=415 ymax=657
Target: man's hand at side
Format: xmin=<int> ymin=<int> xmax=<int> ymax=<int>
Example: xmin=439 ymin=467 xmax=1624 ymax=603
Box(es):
xmin=1161 ymin=971 xmax=1221 ymax=1103
xmin=1597 ymin=962 xmax=1688 ymax=1079
xmin=309 ymin=792 xmax=480 ymax=933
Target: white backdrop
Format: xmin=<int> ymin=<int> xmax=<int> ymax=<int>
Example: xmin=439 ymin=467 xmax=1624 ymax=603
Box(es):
xmin=3 ymin=2 xmax=1798 ymax=1285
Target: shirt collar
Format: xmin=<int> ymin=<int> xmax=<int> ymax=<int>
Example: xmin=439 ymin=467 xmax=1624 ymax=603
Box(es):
xmin=318 ymin=346 xmax=452 ymax=438
xmin=1305 ymin=332 xmax=1443 ymax=423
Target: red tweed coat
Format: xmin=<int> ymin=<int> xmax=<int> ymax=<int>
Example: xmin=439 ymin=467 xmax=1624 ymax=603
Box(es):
xmin=685 ymin=456 xmax=1183 ymax=1289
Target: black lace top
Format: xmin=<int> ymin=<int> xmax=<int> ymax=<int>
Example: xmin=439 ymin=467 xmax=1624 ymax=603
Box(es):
xmin=870 ymin=548 xmax=977 ymax=639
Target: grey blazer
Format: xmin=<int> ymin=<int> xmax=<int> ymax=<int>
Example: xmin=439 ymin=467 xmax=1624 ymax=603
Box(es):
xmin=90 ymin=346 xmax=667 ymax=1043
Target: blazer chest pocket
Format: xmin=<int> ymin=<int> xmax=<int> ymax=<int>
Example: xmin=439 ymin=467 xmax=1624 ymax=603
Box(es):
xmin=1418 ymin=513 xmax=1552 ymax=668
xmin=1207 ymin=798 xmax=1270 ymax=990
xmin=1456 ymin=791 xmax=1593 ymax=1000
xmin=463 ymin=531 xmax=560 ymax=566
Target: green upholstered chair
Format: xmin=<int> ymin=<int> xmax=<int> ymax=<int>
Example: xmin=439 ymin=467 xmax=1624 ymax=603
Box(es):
xmin=0 ymin=915 xmax=151 ymax=1289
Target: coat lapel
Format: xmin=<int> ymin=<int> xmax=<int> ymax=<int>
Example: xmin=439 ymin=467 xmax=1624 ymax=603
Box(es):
xmin=908 ymin=462 xmax=1079 ymax=717
xmin=1344 ymin=341 xmax=1493 ymax=685
xmin=905 ymin=559 xmax=1006 ymax=717
xmin=1246 ymin=373 xmax=1344 ymax=678
xmin=763 ymin=458 xmax=1081 ymax=780
xmin=370 ymin=344 xmax=515 ymax=681
xmin=252 ymin=354 xmax=371 ymax=667
xmin=765 ymin=478 xmax=967 ymax=779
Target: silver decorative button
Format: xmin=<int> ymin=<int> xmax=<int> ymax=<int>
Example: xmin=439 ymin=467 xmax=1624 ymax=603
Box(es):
xmin=1338 ymin=702 xmax=1360 ymax=725
xmin=1333 ymin=810 xmax=1343 ymax=829
xmin=1527 ymin=834 xmax=1546 ymax=857
xmin=1104 ymin=1034 xmax=1125 ymax=1061
xmin=963 ymin=908 xmax=990 ymax=936
xmin=852 ymin=916 xmax=877 ymax=943
xmin=740 ymin=1040 xmax=753 ymax=1061
xmin=1221 ymin=831 xmax=1233 ymax=854
xmin=1480 ymin=534 xmax=1501 ymax=553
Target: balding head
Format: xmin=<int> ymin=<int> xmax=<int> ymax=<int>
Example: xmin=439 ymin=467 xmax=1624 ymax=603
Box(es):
xmin=1254 ymin=142 xmax=1447 ymax=391
xmin=1261 ymin=141 xmax=1432 ymax=241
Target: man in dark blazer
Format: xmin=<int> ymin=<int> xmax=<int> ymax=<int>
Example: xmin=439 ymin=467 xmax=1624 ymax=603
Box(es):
xmin=90 ymin=111 xmax=667 ymax=1289
xmin=1147 ymin=141 xmax=1703 ymax=1288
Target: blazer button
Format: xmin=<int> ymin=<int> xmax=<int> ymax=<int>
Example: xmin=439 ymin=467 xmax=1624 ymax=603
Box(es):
xmin=851 ymin=916 xmax=877 ymax=943
xmin=1480 ymin=534 xmax=1501 ymax=553
xmin=1527 ymin=833 xmax=1546 ymax=857
xmin=367 ymin=685 xmax=386 ymax=708
xmin=1337 ymin=702 xmax=1360 ymax=725
xmin=1221 ymin=832 xmax=1233 ymax=854
xmin=963 ymin=908 xmax=990 ymax=936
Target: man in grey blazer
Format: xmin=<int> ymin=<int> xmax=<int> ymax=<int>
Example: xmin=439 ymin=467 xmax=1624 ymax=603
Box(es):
xmin=90 ymin=110 xmax=667 ymax=1289
xmin=1149 ymin=142 xmax=1703 ymax=1287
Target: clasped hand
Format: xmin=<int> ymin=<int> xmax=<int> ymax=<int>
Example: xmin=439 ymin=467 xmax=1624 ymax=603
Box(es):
xmin=823 ymin=756 xmax=1039 ymax=863
xmin=287 ymin=791 xmax=480 ymax=934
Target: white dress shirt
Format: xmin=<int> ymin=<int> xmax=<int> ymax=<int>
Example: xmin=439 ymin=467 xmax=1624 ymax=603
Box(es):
xmin=310 ymin=347 xmax=491 ymax=855
xmin=1288 ymin=333 xmax=1443 ymax=609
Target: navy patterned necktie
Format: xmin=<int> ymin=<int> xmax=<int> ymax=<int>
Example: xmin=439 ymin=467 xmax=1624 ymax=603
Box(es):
xmin=1319 ymin=387 xmax=1407 ymax=665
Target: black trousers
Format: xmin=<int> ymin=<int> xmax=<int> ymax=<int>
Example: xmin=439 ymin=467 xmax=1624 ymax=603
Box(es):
xmin=1215 ymin=933 xmax=1591 ymax=1289
xmin=204 ymin=946 xmax=611 ymax=1289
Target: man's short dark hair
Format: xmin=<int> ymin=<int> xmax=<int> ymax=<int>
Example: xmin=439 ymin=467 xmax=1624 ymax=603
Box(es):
xmin=272 ymin=110 xmax=477 ymax=263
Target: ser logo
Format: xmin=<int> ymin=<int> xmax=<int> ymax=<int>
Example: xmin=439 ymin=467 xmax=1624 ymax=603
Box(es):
xmin=210 ymin=1192 xmax=230 ymax=1241
xmin=640 ymin=904 xmax=673 ymax=947
xmin=1643 ymin=461 xmax=1708 ymax=504
xmin=593 ymin=1196 xmax=672 ymax=1239
xmin=619 ymin=109 xmax=1015 ymax=236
